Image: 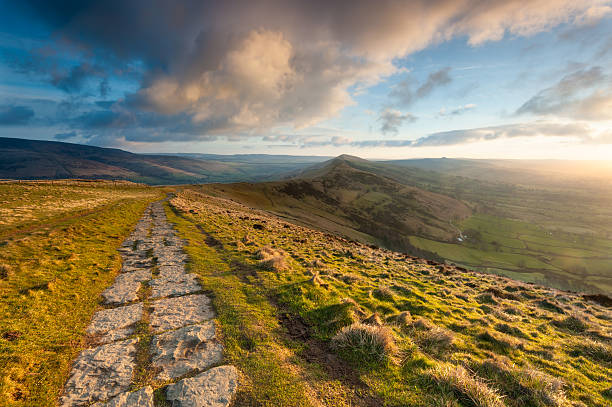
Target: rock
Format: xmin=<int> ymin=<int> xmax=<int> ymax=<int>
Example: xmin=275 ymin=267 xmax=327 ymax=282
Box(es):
xmin=158 ymin=264 xmax=188 ymax=280
xmin=165 ymin=365 xmax=239 ymax=407
xmin=151 ymin=322 xmax=222 ymax=380
xmin=102 ymin=280 xmax=142 ymax=305
xmin=116 ymin=269 xmax=151 ymax=283
xmin=87 ymin=303 xmax=143 ymax=344
xmin=150 ymin=274 xmax=201 ymax=299
xmin=102 ymin=270 xmax=151 ymax=305
xmin=150 ymin=294 xmax=214 ymax=332
xmin=122 ymin=258 xmax=153 ymax=269
xmin=92 ymin=386 xmax=154 ymax=407
xmin=60 ymin=339 xmax=138 ymax=406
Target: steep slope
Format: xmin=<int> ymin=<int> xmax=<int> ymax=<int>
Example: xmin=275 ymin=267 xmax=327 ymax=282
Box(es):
xmin=197 ymin=155 xmax=471 ymax=257
xmin=167 ymin=188 xmax=612 ymax=407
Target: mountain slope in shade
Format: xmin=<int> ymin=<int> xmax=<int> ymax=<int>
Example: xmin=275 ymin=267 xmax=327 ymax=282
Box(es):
xmin=196 ymin=155 xmax=471 ymax=257
xmin=0 ymin=137 xmax=325 ymax=184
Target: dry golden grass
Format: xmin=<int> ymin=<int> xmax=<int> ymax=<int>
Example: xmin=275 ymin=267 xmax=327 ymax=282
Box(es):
xmin=256 ymin=245 xmax=288 ymax=271
xmin=477 ymin=357 xmax=569 ymax=407
xmin=429 ymin=363 xmax=506 ymax=407
xmin=332 ymin=322 xmax=396 ymax=366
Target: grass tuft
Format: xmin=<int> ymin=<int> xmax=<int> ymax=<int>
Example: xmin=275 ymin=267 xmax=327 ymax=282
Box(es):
xmin=477 ymin=357 xmax=568 ymax=407
xmin=372 ymin=286 xmax=395 ymax=301
xmin=568 ymin=338 xmax=612 ymax=364
xmin=428 ymin=363 xmax=506 ymax=407
xmin=256 ymin=246 xmax=288 ymax=271
xmin=552 ymin=313 xmax=590 ymax=333
xmin=332 ymin=322 xmax=396 ymax=366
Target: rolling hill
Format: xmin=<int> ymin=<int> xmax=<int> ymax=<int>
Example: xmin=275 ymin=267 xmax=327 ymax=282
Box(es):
xmin=196 ymin=155 xmax=472 ymax=258
xmin=0 ymin=137 xmax=328 ymax=184
xmin=197 ymin=155 xmax=612 ymax=294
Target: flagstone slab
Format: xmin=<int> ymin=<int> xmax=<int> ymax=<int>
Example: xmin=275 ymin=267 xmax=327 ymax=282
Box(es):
xmin=165 ymin=366 xmax=239 ymax=407
xmin=87 ymin=303 xmax=143 ymax=344
xmin=151 ymin=322 xmax=222 ymax=380
xmin=150 ymin=294 xmax=214 ymax=332
xmin=150 ymin=274 xmax=201 ymax=299
xmin=92 ymin=386 xmax=154 ymax=407
xmin=60 ymin=339 xmax=138 ymax=407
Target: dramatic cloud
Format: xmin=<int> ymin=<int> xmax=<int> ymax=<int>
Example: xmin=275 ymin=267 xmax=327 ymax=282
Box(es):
xmin=9 ymin=0 xmax=612 ymax=142
xmin=517 ymin=66 xmax=612 ymax=120
xmin=0 ymin=105 xmax=35 ymax=125
xmin=378 ymin=109 xmax=417 ymax=135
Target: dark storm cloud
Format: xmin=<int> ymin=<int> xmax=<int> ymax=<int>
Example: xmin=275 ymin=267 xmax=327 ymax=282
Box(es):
xmin=51 ymin=63 xmax=105 ymax=94
xmin=0 ymin=105 xmax=35 ymax=125
xmin=8 ymin=0 xmax=612 ymax=144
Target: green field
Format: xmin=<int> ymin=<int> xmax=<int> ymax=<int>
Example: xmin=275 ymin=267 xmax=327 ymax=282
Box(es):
xmin=409 ymin=214 xmax=612 ymax=294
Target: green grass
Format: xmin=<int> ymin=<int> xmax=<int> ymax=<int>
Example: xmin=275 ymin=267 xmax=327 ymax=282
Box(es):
xmin=166 ymin=188 xmax=612 ymax=407
xmin=165 ymin=201 xmax=316 ymax=406
xmin=0 ymin=182 xmax=161 ymax=406
xmin=408 ymin=214 xmax=612 ymax=294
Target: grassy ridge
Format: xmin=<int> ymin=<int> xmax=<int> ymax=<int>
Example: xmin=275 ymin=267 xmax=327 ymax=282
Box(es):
xmin=168 ymin=189 xmax=612 ymax=407
xmin=198 ymin=156 xmax=612 ymax=295
xmin=0 ymin=182 xmax=161 ymax=406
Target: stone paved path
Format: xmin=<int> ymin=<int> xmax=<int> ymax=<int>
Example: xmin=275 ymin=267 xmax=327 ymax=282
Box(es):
xmin=60 ymin=200 xmax=238 ymax=407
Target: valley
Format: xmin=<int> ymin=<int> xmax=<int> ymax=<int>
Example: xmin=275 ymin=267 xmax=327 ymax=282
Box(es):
xmin=197 ymin=155 xmax=612 ymax=295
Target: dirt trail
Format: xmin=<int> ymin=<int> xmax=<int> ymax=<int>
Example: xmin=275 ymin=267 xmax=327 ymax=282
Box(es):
xmin=59 ymin=199 xmax=238 ymax=407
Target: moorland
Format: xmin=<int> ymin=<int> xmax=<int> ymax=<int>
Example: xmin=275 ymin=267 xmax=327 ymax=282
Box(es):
xmin=1 ymin=180 xmax=611 ymax=407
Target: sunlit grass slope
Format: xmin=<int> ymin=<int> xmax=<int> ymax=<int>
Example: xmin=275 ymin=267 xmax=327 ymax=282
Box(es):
xmin=167 ymin=188 xmax=612 ymax=407
xmin=0 ymin=181 xmax=161 ymax=406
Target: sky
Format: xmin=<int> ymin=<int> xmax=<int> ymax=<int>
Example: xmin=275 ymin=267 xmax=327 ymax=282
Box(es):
xmin=1 ymin=0 xmax=612 ymax=159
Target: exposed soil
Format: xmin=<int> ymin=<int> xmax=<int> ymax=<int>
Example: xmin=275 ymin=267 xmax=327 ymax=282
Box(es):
xmin=277 ymin=311 xmax=384 ymax=407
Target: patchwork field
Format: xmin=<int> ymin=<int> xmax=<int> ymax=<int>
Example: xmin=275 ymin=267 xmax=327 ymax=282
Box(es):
xmin=409 ymin=214 xmax=612 ymax=295
xmin=0 ymin=181 xmax=161 ymax=406
xmin=165 ymin=188 xmax=612 ymax=407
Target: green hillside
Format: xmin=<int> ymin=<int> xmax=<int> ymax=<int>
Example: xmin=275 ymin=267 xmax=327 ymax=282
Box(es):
xmin=199 ymin=155 xmax=612 ymax=294
xmin=196 ymin=155 xmax=471 ymax=259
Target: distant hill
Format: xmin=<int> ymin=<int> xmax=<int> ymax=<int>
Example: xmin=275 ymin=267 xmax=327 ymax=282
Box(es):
xmin=196 ymin=155 xmax=612 ymax=294
xmin=0 ymin=137 xmax=327 ymax=184
xmin=385 ymin=157 xmax=612 ymax=189
xmin=196 ymin=154 xmax=471 ymax=258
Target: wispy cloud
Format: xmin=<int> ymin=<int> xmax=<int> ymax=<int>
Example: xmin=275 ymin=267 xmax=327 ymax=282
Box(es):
xmin=437 ymin=104 xmax=476 ymax=117
xmin=516 ymin=66 xmax=612 ymax=120
xmin=378 ymin=109 xmax=417 ymax=135
xmin=274 ymin=121 xmax=609 ymax=149
xmin=390 ymin=67 xmax=452 ymax=106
